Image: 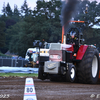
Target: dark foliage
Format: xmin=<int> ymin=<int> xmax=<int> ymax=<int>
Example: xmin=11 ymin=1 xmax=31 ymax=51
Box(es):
xmin=0 ymin=0 xmax=100 ymax=57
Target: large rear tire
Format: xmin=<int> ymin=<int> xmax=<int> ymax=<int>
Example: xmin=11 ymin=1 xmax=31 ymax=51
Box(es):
xmin=77 ymin=47 xmax=99 ymax=84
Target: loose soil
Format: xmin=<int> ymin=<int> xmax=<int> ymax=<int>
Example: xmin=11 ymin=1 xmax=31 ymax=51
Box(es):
xmin=0 ymin=77 xmax=100 ymax=100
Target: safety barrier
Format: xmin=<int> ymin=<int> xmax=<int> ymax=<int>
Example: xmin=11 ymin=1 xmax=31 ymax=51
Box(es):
xmin=0 ymin=57 xmax=28 ymax=67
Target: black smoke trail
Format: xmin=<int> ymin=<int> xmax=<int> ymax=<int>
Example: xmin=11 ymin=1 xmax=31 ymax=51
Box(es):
xmin=61 ymin=0 xmax=78 ymax=32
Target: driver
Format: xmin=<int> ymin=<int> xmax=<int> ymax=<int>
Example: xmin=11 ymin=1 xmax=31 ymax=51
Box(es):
xmin=70 ymin=31 xmax=76 ymax=39
xmin=68 ymin=30 xmax=79 ymax=53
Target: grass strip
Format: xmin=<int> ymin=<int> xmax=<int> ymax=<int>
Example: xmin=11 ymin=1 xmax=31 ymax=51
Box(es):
xmin=0 ymin=73 xmax=38 ymax=77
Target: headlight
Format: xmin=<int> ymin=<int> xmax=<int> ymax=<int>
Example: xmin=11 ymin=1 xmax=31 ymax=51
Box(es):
xmin=50 ymin=55 xmax=53 ymax=58
xmin=57 ymin=55 xmax=61 ymax=59
xmin=50 ymin=55 xmax=61 ymax=59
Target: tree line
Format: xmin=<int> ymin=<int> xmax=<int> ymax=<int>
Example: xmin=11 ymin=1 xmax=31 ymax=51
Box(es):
xmin=0 ymin=0 xmax=100 ymax=57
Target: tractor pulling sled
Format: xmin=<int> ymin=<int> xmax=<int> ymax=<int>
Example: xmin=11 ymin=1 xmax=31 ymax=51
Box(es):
xmin=38 ymin=27 xmax=100 ymax=84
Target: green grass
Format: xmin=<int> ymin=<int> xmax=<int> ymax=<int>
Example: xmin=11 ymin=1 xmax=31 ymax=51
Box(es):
xmin=0 ymin=73 xmax=38 ymax=77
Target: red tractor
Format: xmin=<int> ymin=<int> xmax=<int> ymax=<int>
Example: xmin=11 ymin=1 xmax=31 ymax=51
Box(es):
xmin=38 ymin=27 xmax=100 ymax=84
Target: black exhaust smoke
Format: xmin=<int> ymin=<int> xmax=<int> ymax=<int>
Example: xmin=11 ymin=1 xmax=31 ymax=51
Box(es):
xmin=61 ymin=0 xmax=78 ymax=33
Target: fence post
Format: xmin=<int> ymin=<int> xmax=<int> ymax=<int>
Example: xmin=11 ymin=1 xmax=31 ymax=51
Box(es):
xmin=22 ymin=60 xmax=23 ymax=67
xmin=11 ymin=59 xmax=13 ymax=67
xmin=2 ymin=58 xmax=3 ymax=67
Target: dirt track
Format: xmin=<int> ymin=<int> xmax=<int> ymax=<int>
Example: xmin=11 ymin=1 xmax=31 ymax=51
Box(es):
xmin=0 ymin=77 xmax=100 ymax=100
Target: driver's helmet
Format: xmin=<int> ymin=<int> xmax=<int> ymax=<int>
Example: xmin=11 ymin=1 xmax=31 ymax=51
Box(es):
xmin=70 ymin=31 xmax=76 ymax=39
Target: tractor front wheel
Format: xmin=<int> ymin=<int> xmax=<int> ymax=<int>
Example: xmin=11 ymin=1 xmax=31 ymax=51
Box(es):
xmin=66 ymin=64 xmax=76 ymax=82
xmin=38 ymin=64 xmax=46 ymax=80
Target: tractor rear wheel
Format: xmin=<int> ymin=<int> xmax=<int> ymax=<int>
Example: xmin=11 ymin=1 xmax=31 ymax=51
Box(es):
xmin=77 ymin=47 xmax=99 ymax=84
